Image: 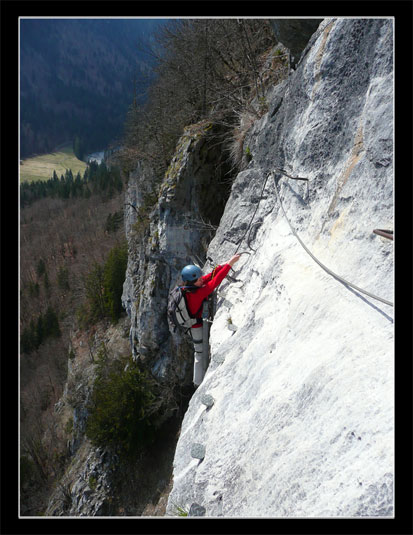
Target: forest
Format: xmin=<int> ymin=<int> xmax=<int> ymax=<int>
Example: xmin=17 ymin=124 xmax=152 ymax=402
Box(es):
xmin=19 ymin=18 xmax=163 ymax=158
xmin=20 ymin=167 xmax=128 ymax=513
xmin=20 ymin=160 xmax=123 ymax=206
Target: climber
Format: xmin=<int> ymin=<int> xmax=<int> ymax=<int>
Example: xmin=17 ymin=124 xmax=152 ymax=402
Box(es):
xmin=181 ymin=254 xmax=241 ymax=386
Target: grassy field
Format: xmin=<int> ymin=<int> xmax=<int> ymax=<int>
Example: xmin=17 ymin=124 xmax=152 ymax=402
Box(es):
xmin=20 ymin=144 xmax=88 ymax=183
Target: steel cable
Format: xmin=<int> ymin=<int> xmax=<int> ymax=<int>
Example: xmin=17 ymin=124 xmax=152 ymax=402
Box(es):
xmin=271 ymin=171 xmax=393 ymax=307
xmin=234 ymin=171 xmax=272 ymax=254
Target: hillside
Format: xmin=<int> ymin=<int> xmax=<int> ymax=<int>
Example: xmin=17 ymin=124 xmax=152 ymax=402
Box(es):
xmin=19 ymin=174 xmax=127 ymax=515
xmin=19 ymin=18 xmax=164 ymax=158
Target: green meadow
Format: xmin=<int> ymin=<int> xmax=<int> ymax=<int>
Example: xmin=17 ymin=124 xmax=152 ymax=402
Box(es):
xmin=20 ymin=144 xmax=88 ymax=183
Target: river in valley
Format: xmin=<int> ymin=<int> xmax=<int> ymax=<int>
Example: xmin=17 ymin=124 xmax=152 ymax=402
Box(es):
xmin=86 ymin=151 xmax=105 ymax=164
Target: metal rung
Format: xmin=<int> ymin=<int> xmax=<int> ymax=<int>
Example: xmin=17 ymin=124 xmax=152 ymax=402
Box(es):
xmin=373 ymin=229 xmax=393 ymax=241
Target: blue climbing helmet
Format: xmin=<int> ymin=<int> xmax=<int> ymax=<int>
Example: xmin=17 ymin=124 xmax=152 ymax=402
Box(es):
xmin=181 ymin=264 xmax=202 ymax=283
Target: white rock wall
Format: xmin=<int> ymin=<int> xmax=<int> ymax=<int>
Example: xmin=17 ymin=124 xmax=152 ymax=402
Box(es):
xmin=166 ymin=18 xmax=394 ymax=518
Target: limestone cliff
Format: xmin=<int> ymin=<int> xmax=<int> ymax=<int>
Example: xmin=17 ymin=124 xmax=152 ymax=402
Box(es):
xmin=45 ymin=318 xmax=131 ymax=516
xmin=166 ymin=18 xmax=394 ymax=517
xmin=45 ymin=17 xmax=394 ymax=518
xmin=121 ymin=122 xmax=231 ymax=387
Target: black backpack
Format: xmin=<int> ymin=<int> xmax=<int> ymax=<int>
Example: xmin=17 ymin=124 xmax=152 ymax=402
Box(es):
xmin=167 ymin=286 xmax=201 ymax=334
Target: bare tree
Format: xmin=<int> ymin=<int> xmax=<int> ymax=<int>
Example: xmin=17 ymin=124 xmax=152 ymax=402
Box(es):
xmin=120 ymin=19 xmax=276 ymax=181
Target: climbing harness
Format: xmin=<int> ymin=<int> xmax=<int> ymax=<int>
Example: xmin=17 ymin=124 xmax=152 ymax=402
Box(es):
xmin=271 ymin=170 xmax=393 ymax=307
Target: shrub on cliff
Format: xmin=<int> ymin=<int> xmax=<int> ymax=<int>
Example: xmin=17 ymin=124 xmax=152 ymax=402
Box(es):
xmin=86 ymin=357 xmax=164 ymax=458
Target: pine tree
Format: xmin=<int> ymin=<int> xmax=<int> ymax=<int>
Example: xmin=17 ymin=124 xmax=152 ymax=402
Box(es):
xmin=43 ymin=306 xmax=61 ymax=338
xmin=36 ymin=258 xmax=46 ymax=277
xmin=84 ymin=263 xmax=106 ymax=321
xmin=57 ymin=266 xmax=70 ymax=290
xmin=36 ymin=315 xmax=44 ymax=348
xmin=43 ymin=271 xmax=50 ymax=293
xmin=102 ymin=241 xmax=128 ymax=322
xmin=73 ymin=136 xmax=85 ymax=160
xmin=20 ymin=324 xmax=36 ymax=354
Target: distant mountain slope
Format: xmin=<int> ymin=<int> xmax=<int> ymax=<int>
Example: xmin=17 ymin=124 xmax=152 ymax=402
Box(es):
xmin=20 ymin=18 xmax=164 ymax=158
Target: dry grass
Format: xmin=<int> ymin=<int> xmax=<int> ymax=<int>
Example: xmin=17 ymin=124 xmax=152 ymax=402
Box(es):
xmin=227 ymin=109 xmax=258 ymax=172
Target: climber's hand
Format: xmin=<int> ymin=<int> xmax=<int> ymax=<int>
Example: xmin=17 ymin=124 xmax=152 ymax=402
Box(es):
xmin=228 ymin=254 xmax=241 ymax=267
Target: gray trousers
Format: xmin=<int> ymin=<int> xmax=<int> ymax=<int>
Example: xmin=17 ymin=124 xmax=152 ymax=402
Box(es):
xmin=190 ymin=326 xmax=207 ymax=386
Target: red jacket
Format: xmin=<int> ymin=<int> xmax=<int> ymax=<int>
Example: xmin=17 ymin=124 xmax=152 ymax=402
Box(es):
xmin=185 ymin=264 xmax=231 ymax=327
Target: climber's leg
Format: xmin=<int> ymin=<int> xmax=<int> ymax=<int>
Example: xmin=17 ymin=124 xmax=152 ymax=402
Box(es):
xmin=190 ymin=326 xmax=205 ymax=386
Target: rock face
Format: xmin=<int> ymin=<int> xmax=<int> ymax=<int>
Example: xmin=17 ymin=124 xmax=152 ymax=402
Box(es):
xmin=45 ymin=318 xmax=131 ymax=516
xmin=122 ymin=122 xmax=231 ymax=386
xmin=166 ymin=18 xmax=394 ymax=517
